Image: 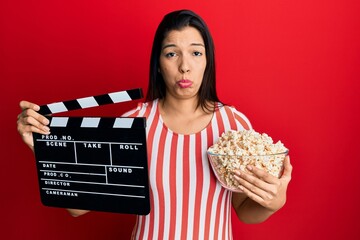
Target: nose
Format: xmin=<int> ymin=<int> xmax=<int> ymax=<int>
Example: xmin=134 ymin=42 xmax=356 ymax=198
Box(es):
xmin=180 ymin=67 xmax=190 ymax=73
xmin=179 ymin=57 xmax=190 ymax=73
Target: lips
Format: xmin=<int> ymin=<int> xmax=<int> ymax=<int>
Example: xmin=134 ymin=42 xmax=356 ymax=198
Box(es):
xmin=177 ymin=79 xmax=192 ymax=88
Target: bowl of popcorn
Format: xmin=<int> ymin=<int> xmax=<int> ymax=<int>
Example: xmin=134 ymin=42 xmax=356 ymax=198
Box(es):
xmin=207 ymin=129 xmax=288 ymax=192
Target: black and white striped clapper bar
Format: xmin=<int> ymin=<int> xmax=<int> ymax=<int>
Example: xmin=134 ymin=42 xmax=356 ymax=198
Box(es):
xmin=32 ymin=88 xmax=150 ymax=215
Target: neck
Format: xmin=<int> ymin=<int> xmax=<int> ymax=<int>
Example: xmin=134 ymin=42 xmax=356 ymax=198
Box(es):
xmin=160 ymin=96 xmax=201 ymax=115
xmin=157 ymin=96 xmax=214 ymax=135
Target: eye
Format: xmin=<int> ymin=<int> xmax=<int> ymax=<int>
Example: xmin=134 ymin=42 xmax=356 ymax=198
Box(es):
xmin=165 ymin=52 xmax=177 ymax=58
xmin=193 ymin=51 xmax=203 ymax=57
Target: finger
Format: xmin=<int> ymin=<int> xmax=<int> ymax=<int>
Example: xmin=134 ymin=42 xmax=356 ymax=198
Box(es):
xmin=280 ymin=156 xmax=292 ymax=181
xmin=24 ymin=115 xmax=50 ymax=133
xmin=19 ymin=108 xmax=50 ymax=126
xmin=233 ymin=174 xmax=269 ymax=205
xmin=18 ymin=123 xmax=50 ymax=136
xmin=19 ymin=100 xmax=40 ymax=111
xmin=238 ymin=185 xmax=265 ymax=205
xmin=233 ymin=170 xmax=271 ymax=198
xmin=17 ymin=112 xmax=50 ymax=136
xmin=247 ymin=165 xmax=279 ymax=184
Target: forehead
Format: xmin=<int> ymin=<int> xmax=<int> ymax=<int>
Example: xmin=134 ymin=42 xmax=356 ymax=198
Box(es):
xmin=162 ymin=26 xmax=204 ymax=46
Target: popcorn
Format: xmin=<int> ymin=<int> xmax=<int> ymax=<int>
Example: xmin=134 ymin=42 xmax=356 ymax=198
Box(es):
xmin=207 ymin=129 xmax=288 ymax=191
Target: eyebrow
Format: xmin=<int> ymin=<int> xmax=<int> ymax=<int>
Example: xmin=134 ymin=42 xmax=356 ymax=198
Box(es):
xmin=162 ymin=43 xmax=205 ymax=50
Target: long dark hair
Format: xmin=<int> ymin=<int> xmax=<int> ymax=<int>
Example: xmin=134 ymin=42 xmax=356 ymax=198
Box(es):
xmin=145 ymin=9 xmax=221 ymax=112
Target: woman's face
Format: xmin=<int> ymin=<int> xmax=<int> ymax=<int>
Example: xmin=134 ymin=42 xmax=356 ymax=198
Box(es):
xmin=159 ymin=26 xmax=206 ymax=100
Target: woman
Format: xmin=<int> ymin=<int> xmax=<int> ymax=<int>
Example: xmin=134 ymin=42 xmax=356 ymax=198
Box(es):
xmin=17 ymin=9 xmax=292 ymax=240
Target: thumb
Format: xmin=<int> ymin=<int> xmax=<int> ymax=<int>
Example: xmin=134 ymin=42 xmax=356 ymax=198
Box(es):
xmin=280 ymin=155 xmax=292 ymax=181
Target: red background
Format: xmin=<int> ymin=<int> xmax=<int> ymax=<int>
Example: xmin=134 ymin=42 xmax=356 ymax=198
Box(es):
xmin=1 ymin=0 xmax=359 ymax=239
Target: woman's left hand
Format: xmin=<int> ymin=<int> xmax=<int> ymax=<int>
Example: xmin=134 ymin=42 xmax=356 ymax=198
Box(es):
xmin=233 ymin=155 xmax=292 ymax=212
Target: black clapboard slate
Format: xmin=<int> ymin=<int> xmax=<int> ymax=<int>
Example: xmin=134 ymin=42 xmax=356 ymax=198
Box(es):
xmin=32 ymin=88 xmax=150 ymax=215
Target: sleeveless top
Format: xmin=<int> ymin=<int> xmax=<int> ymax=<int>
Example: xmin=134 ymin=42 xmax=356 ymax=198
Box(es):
xmin=122 ymin=99 xmax=252 ymax=240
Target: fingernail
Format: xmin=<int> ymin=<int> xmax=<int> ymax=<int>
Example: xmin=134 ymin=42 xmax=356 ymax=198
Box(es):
xmin=43 ymin=126 xmax=50 ymax=132
xmin=43 ymin=119 xmax=49 ymax=125
xmin=247 ymin=165 xmax=252 ymax=171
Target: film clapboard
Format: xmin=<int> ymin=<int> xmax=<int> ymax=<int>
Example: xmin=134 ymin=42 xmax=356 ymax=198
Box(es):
xmin=32 ymin=88 xmax=150 ymax=215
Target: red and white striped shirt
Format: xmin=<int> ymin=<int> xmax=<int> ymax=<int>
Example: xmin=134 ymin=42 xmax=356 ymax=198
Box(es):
xmin=122 ymin=99 xmax=252 ymax=240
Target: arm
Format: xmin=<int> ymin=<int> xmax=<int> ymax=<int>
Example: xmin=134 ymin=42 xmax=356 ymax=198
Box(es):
xmin=17 ymin=101 xmax=90 ymax=217
xmin=67 ymin=209 xmax=90 ymax=217
xmin=232 ymin=156 xmax=292 ymax=224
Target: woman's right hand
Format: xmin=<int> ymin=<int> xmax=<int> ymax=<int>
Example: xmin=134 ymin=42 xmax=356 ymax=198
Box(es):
xmin=17 ymin=101 xmax=51 ymax=151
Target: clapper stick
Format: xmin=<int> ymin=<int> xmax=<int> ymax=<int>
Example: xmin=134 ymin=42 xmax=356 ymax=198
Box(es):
xmin=38 ymin=88 xmax=143 ymax=115
xmin=32 ymin=88 xmax=150 ymax=215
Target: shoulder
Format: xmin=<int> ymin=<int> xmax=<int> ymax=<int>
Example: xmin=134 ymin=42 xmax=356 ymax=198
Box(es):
xmin=121 ymin=99 xmax=158 ymax=118
xmin=216 ymin=103 xmax=253 ymax=130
